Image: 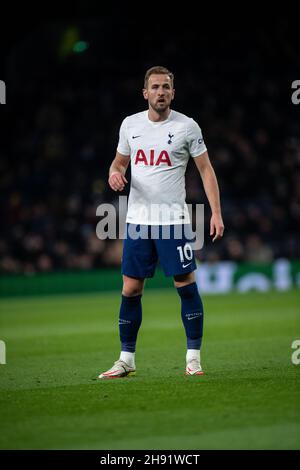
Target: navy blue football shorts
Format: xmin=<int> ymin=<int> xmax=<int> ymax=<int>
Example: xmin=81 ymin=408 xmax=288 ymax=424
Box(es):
xmin=121 ymin=223 xmax=197 ymax=278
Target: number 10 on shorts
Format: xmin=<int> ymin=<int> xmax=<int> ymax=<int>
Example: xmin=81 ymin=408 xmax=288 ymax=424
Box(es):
xmin=177 ymin=243 xmax=193 ymax=263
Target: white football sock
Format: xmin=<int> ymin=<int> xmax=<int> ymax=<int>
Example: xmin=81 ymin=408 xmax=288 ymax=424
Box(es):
xmin=120 ymin=351 xmax=135 ymax=368
xmin=186 ymin=349 xmax=200 ymax=363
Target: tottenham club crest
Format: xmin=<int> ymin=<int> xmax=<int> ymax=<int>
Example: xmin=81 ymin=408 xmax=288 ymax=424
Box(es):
xmin=168 ymin=132 xmax=174 ymax=144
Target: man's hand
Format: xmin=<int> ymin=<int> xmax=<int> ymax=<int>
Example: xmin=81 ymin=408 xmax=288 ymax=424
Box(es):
xmin=109 ymin=172 xmax=128 ymax=191
xmin=210 ymin=213 xmax=224 ymax=242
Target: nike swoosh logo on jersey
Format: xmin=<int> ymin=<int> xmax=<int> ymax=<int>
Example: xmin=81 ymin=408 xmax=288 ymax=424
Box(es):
xmin=182 ymin=262 xmax=192 ymax=268
xmin=132 ymin=135 xmax=141 ymax=139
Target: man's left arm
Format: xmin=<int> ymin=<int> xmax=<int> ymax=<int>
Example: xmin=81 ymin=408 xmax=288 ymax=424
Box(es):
xmin=193 ymin=151 xmax=225 ymax=242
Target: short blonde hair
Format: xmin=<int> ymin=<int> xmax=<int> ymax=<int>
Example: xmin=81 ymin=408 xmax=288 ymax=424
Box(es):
xmin=144 ymin=66 xmax=174 ymax=89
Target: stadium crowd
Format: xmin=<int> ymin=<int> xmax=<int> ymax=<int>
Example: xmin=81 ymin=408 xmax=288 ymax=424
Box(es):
xmin=1 ymin=19 xmax=299 ymax=273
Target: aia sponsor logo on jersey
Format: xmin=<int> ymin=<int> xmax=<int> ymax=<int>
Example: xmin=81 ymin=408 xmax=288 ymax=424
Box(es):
xmin=134 ymin=149 xmax=172 ymax=166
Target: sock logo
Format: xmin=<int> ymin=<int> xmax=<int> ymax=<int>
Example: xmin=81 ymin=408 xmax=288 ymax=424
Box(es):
xmin=185 ymin=312 xmax=202 ymax=320
xmin=119 ymin=319 xmax=131 ymax=325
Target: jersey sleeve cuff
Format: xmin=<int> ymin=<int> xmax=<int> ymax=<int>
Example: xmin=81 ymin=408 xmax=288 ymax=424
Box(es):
xmin=190 ymin=146 xmax=207 ymax=158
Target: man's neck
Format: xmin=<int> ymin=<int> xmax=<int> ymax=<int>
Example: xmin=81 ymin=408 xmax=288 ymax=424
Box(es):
xmin=148 ymin=107 xmax=171 ymax=122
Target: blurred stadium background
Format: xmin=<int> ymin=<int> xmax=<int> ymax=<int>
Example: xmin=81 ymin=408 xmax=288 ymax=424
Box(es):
xmin=0 ymin=15 xmax=299 ymax=284
xmin=0 ymin=12 xmax=299 ymax=451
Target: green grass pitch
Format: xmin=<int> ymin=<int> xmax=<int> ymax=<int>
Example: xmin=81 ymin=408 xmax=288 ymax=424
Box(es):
xmin=0 ymin=289 xmax=299 ymax=450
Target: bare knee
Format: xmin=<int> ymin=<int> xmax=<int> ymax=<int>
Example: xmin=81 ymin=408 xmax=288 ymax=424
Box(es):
xmin=173 ymin=272 xmax=195 ymax=289
xmin=122 ymin=275 xmax=145 ymax=297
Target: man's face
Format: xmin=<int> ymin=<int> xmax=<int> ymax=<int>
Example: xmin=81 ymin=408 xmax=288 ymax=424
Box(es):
xmin=143 ymin=74 xmax=174 ymax=112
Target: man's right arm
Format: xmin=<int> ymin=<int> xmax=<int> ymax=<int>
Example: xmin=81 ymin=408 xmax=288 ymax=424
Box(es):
xmin=108 ymin=151 xmax=130 ymax=191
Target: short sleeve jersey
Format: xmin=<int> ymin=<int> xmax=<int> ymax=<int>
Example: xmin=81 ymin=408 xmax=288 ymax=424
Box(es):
xmin=117 ymin=109 xmax=207 ymax=225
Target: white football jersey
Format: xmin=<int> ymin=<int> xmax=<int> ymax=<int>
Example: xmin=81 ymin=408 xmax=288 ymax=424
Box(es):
xmin=117 ymin=109 xmax=207 ymax=225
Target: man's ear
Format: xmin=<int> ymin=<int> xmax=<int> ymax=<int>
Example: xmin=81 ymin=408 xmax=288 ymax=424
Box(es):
xmin=172 ymin=88 xmax=175 ymax=100
xmin=142 ymin=88 xmax=148 ymax=100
